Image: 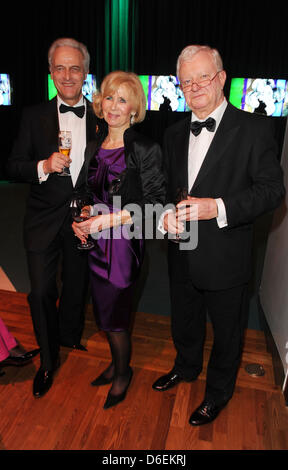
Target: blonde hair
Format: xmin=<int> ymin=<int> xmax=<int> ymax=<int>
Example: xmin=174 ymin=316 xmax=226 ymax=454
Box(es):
xmin=93 ymin=71 xmax=146 ymax=124
xmin=176 ymin=45 xmax=223 ymax=77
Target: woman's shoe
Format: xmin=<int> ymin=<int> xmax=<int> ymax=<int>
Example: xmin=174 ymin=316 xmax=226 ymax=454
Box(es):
xmin=0 ymin=348 xmax=40 ymax=367
xmin=103 ymin=368 xmax=133 ymax=409
xmin=91 ymin=372 xmax=113 ymax=386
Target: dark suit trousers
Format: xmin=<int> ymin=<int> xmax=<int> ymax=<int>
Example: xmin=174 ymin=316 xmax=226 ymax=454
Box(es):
xmin=170 ymin=279 xmax=249 ymax=406
xmin=26 ymin=213 xmax=89 ymax=370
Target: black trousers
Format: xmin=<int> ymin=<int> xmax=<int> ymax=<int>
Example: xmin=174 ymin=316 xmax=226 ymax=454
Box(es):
xmin=26 ymin=217 xmax=89 ymax=370
xmin=170 ymin=279 xmax=249 ymax=406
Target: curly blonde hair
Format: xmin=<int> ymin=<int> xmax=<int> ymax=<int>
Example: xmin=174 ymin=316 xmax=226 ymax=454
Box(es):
xmin=93 ymin=71 xmax=146 ymax=124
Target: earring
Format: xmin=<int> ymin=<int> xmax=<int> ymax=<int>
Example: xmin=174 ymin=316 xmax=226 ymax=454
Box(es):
xmin=131 ymin=114 xmax=136 ymax=125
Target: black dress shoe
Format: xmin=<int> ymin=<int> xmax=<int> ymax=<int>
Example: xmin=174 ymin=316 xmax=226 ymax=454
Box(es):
xmin=33 ymin=358 xmax=60 ymax=398
xmin=0 ymin=348 xmax=40 ymax=367
xmin=72 ymin=343 xmax=87 ymax=351
xmin=189 ymin=400 xmax=225 ymax=426
xmin=91 ymin=372 xmax=113 ymax=386
xmin=33 ymin=368 xmax=54 ymax=398
xmin=103 ymin=368 xmax=133 ymax=409
xmin=152 ymin=371 xmax=189 ymax=391
xmin=60 ymin=342 xmax=87 ymax=351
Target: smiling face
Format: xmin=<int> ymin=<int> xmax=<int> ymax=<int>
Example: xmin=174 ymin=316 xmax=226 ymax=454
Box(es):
xmin=102 ymin=84 xmax=136 ymax=132
xmin=50 ymin=46 xmax=86 ymax=106
xmin=179 ymin=50 xmax=226 ymax=119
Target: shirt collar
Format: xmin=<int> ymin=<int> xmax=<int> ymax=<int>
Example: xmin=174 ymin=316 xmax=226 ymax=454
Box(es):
xmin=191 ymin=98 xmax=227 ymax=126
xmin=57 ymin=95 xmax=85 ymax=109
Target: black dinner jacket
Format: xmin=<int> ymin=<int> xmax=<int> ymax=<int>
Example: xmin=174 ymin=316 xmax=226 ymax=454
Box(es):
xmin=164 ymin=102 xmax=285 ymax=290
xmin=7 ymin=97 xmax=102 ymax=252
xmin=84 ymin=125 xmax=166 ymax=210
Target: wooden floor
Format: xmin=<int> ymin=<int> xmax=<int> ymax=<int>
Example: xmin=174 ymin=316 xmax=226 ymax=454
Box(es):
xmin=0 ymin=289 xmax=288 ymax=451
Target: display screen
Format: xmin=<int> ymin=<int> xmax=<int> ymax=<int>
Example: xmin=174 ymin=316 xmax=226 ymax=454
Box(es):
xmin=47 ymin=74 xmax=97 ymax=102
xmin=139 ymin=75 xmax=190 ymax=112
xmin=0 ymin=74 xmax=12 ymax=106
xmin=229 ymin=77 xmax=288 ymax=117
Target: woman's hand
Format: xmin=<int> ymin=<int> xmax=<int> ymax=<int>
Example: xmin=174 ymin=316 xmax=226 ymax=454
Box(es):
xmin=72 ymin=210 xmax=133 ymax=240
xmin=72 ymin=220 xmax=87 ymax=243
xmin=73 ymin=214 xmax=112 ymax=237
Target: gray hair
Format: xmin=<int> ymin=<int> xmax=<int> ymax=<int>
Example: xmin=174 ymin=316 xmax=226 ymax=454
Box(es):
xmin=48 ymin=37 xmax=90 ymax=73
xmin=176 ymin=45 xmax=223 ymax=77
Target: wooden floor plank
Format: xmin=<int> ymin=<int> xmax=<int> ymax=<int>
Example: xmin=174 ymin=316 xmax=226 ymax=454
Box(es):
xmin=0 ymin=289 xmax=288 ymax=450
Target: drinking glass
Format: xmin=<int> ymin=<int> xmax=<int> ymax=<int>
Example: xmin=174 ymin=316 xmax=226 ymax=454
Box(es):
xmin=58 ymin=130 xmax=72 ymax=176
xmin=71 ymin=194 xmax=94 ymax=250
xmin=170 ymin=187 xmax=189 ymax=243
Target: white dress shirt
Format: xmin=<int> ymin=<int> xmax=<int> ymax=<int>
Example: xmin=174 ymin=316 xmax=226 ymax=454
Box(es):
xmin=189 ymin=98 xmax=228 ymax=228
xmin=38 ymin=95 xmax=87 ymax=187
xmin=158 ymin=98 xmax=228 ymax=234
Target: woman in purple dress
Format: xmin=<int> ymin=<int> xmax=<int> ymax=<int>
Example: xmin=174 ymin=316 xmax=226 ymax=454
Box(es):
xmin=72 ymin=71 xmax=165 ymax=409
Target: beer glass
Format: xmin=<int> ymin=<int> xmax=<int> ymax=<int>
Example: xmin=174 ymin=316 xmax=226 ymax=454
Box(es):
xmin=58 ymin=130 xmax=72 ymax=176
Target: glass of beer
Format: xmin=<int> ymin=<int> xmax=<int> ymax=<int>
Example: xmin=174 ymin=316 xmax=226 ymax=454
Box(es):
xmin=58 ymin=130 xmax=72 ymax=176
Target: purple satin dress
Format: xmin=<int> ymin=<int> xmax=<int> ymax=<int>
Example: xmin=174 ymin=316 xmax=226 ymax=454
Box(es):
xmin=88 ymin=147 xmax=144 ymax=332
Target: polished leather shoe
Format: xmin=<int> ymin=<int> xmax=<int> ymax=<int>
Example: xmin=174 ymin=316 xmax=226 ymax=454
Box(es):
xmin=60 ymin=342 xmax=87 ymax=351
xmin=33 ymin=368 xmax=54 ymax=398
xmin=33 ymin=359 xmax=60 ymax=398
xmin=103 ymin=368 xmax=133 ymax=409
xmin=189 ymin=400 xmax=225 ymax=426
xmin=1 ymin=348 xmax=40 ymax=367
xmin=152 ymin=371 xmax=189 ymax=391
xmin=91 ymin=372 xmax=113 ymax=386
xmin=72 ymin=343 xmax=87 ymax=351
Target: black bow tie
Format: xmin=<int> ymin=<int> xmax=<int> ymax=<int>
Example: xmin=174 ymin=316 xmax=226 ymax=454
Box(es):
xmin=190 ymin=117 xmax=216 ymax=136
xmin=59 ymin=103 xmax=85 ymax=118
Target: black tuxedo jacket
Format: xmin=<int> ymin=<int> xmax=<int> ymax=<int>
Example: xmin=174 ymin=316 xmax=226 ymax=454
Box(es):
xmin=84 ymin=125 xmax=166 ymax=234
xmin=84 ymin=125 xmax=166 ymax=208
xmin=164 ymin=102 xmax=285 ymax=290
xmin=7 ymin=97 xmax=102 ymax=252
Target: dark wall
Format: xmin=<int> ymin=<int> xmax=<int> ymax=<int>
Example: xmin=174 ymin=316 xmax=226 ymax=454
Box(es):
xmin=134 ymin=0 xmax=288 ymax=78
xmin=1 ymin=0 xmax=288 ymax=177
xmin=1 ymin=1 xmax=106 ymax=178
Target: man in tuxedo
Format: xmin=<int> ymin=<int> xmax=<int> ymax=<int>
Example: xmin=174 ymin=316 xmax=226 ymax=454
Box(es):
xmin=152 ymin=45 xmax=285 ymax=425
xmin=7 ymin=38 xmax=102 ymax=397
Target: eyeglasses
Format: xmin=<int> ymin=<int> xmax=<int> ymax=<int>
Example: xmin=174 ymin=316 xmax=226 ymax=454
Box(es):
xmin=180 ymin=71 xmax=222 ymax=91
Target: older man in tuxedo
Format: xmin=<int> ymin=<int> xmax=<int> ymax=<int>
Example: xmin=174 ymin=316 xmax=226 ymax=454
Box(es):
xmin=152 ymin=45 xmax=285 ymax=425
xmin=7 ymin=38 xmax=103 ymax=397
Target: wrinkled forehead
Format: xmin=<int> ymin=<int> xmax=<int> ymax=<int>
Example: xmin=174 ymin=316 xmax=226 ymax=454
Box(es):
xmin=179 ymin=51 xmax=218 ymax=77
xmin=52 ymin=46 xmax=84 ymax=66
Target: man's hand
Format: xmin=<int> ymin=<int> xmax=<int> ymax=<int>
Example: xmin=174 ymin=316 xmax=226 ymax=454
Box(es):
xmin=177 ymin=197 xmax=218 ymax=221
xmin=163 ymin=210 xmax=185 ymax=234
xmin=43 ymin=152 xmax=72 ymax=174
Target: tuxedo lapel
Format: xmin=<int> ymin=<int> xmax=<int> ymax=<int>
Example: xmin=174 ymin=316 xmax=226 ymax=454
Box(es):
xmin=191 ymin=104 xmax=240 ymax=191
xmin=85 ymin=100 xmax=96 ymax=142
xmin=40 ymin=98 xmax=59 ymax=153
xmin=75 ymin=99 xmax=98 ymax=189
xmin=173 ymin=116 xmax=191 ymax=189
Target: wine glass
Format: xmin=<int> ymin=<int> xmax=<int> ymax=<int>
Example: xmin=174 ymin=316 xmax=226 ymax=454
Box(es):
xmin=58 ymin=130 xmax=72 ymax=176
xmin=72 ymin=194 xmax=94 ymax=250
xmin=170 ymin=187 xmax=189 ymax=243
